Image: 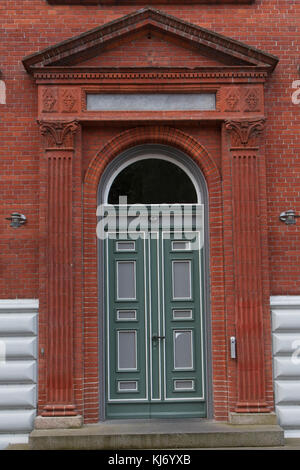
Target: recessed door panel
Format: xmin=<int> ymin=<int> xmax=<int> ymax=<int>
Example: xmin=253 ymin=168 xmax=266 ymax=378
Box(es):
xmin=162 ymin=231 xmax=205 ymax=402
xmin=106 ymin=233 xmax=148 ymax=403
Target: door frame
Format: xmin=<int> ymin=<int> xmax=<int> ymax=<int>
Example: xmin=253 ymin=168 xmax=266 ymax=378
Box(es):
xmin=97 ymin=143 xmax=213 ymax=421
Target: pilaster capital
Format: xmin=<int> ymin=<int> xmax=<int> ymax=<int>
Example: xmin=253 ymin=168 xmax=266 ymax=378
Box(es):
xmin=38 ymin=119 xmax=80 ymax=149
xmin=224 ymin=118 xmax=266 ymax=149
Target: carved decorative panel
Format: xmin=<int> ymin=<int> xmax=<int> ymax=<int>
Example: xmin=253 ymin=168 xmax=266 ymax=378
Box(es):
xmin=224 ymin=87 xmax=240 ymax=112
xmin=42 ymin=87 xmax=58 ymax=113
xmin=243 ymin=87 xmax=262 ymax=112
xmin=61 ymin=88 xmax=79 ymax=113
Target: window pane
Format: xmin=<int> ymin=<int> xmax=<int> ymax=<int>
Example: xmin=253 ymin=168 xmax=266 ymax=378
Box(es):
xmin=118 ymin=381 xmax=138 ymax=391
xmin=108 ymin=159 xmax=197 ymax=205
xmin=117 ymin=310 xmax=137 ymax=321
xmin=174 ymin=380 xmax=194 ymax=391
xmin=117 ymin=261 xmax=136 ymax=299
xmin=118 ymin=331 xmax=137 ymax=370
xmin=116 ymin=241 xmax=135 ymax=251
xmin=172 ymin=241 xmax=190 ymax=251
xmin=173 ymin=309 xmax=193 ymax=320
xmin=172 ymin=261 xmax=191 ymax=299
xmin=174 ymin=330 xmax=193 ymax=369
xmin=87 ymin=93 xmax=216 ymax=111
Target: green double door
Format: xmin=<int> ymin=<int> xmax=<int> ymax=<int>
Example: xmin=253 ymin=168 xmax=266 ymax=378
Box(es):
xmin=104 ymin=209 xmax=207 ymax=419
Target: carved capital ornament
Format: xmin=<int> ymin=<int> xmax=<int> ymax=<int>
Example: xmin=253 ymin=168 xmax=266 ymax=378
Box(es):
xmin=38 ymin=120 xmax=79 ymax=148
xmin=225 ymin=118 xmax=266 ymax=148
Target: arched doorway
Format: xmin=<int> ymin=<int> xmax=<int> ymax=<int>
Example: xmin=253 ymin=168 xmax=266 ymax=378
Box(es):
xmin=98 ymin=144 xmax=212 ymax=420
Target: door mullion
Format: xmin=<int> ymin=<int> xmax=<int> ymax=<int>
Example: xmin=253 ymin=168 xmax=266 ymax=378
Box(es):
xmin=148 ymin=232 xmax=162 ymax=401
xmin=161 ymin=231 xmax=167 ymax=401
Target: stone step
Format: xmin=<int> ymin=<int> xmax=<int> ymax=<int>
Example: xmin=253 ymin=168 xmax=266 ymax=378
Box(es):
xmin=28 ymin=419 xmax=285 ymax=450
xmin=5 ymin=443 xmax=30 ymax=450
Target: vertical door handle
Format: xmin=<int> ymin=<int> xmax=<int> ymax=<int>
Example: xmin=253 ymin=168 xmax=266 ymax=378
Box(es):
xmin=230 ymin=336 xmax=237 ymax=359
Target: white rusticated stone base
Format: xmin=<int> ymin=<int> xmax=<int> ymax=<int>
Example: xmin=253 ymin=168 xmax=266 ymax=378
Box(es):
xmin=34 ymin=416 xmax=83 ymax=429
xmin=229 ymin=412 xmax=278 ymax=425
xmin=271 ymin=296 xmax=300 ymax=432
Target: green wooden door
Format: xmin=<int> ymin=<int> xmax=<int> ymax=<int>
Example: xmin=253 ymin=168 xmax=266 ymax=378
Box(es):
xmin=104 ymin=207 xmax=207 ymax=419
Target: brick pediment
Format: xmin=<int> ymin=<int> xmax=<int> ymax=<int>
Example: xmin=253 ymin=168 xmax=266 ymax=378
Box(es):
xmin=23 ymin=8 xmax=278 ymax=73
xmin=79 ymin=28 xmax=223 ymax=68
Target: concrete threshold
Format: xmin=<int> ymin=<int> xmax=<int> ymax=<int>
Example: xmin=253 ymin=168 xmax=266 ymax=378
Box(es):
xmin=28 ymin=419 xmax=285 ymax=450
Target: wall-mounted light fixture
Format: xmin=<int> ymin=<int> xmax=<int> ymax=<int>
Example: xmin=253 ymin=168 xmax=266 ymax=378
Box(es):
xmin=279 ymin=210 xmax=300 ymax=225
xmin=5 ymin=213 xmax=27 ymax=228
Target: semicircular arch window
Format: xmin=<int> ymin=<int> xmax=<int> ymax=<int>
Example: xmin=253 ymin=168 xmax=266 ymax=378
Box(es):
xmin=108 ymin=158 xmax=197 ymax=205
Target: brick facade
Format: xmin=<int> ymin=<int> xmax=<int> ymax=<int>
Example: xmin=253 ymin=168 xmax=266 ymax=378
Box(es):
xmin=0 ymin=1 xmax=299 ymax=424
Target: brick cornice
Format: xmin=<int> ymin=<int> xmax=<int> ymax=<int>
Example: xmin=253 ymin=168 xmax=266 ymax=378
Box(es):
xmin=32 ymin=67 xmax=269 ymax=82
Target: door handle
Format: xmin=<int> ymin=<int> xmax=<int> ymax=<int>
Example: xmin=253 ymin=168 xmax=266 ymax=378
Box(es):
xmin=152 ymin=335 xmax=166 ymax=341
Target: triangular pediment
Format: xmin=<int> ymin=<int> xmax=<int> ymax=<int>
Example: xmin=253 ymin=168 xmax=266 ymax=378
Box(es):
xmin=23 ymin=8 xmax=278 ymax=72
xmin=79 ymin=27 xmax=225 ymax=68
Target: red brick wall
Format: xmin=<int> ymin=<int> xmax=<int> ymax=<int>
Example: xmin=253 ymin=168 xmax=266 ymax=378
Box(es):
xmin=0 ymin=0 xmax=298 ymax=422
xmin=0 ymin=0 xmax=298 ymax=298
xmin=81 ymin=30 xmax=222 ymax=67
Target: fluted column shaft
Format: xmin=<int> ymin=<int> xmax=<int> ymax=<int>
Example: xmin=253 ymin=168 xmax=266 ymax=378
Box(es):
xmin=225 ymin=119 xmax=270 ymax=412
xmin=39 ymin=120 xmax=79 ymax=417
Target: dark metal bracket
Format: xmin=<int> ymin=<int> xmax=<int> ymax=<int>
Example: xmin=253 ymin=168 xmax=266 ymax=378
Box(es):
xmin=279 ymin=210 xmax=300 ymax=225
xmin=5 ymin=213 xmax=27 ymax=228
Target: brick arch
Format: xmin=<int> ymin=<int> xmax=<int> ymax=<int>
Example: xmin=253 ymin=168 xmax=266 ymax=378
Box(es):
xmin=84 ymin=126 xmax=220 ymax=193
xmin=82 ymin=126 xmax=227 ymax=423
